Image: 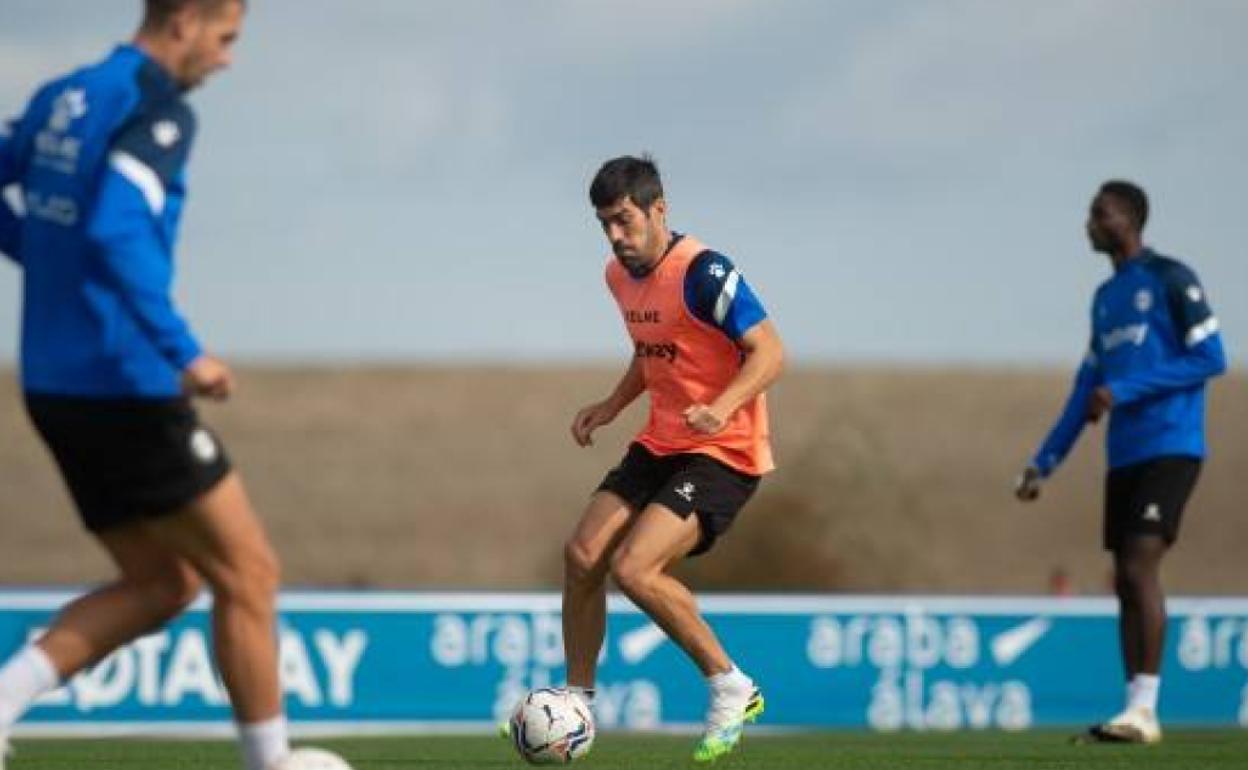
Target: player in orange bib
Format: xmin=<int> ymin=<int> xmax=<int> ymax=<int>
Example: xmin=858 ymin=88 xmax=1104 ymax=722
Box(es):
xmin=566 ymin=156 xmax=784 ymax=762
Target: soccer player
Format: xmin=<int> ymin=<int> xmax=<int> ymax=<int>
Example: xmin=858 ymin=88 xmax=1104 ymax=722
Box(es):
xmin=0 ymin=2 xmax=319 ymax=768
xmin=564 ymin=156 xmax=783 ymax=761
xmin=1015 ymin=180 xmax=1226 ymax=744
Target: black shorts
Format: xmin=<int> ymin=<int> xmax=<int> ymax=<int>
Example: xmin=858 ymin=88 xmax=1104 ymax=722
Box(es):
xmin=25 ymin=394 xmax=232 ymax=533
xmin=1104 ymin=455 xmax=1201 ymax=551
xmin=597 ymin=442 xmax=760 ymax=557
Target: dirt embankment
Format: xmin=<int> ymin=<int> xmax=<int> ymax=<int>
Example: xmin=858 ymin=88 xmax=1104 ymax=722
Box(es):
xmin=1 ymin=366 xmax=1243 ymax=594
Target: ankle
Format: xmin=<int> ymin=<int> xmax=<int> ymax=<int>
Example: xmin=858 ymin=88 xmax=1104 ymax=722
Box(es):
xmin=238 ymin=715 xmax=290 ymax=770
xmin=0 ymin=645 xmax=61 ymax=729
xmin=707 ymin=665 xmax=752 ymax=692
xmin=567 ymin=685 xmax=596 ymax=709
xmin=1128 ymin=674 xmax=1160 ymax=712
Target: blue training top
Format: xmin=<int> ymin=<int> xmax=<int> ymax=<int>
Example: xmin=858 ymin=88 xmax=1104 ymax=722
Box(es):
xmin=1032 ymin=248 xmax=1227 ymax=474
xmin=0 ymin=44 xmax=202 ymax=398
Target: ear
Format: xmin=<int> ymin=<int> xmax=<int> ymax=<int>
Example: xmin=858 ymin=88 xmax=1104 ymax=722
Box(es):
xmin=169 ymin=3 xmax=206 ymax=42
xmin=650 ymin=197 xmax=668 ymax=219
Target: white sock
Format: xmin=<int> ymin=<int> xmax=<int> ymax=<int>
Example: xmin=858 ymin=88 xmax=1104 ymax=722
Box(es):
xmin=238 ymin=715 xmax=290 ymax=770
xmin=708 ymin=665 xmax=752 ymax=693
xmin=0 ymin=645 xmax=60 ymax=729
xmin=1129 ymin=674 xmax=1160 ymax=712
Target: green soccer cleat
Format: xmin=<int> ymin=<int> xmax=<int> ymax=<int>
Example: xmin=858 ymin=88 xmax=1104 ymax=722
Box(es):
xmin=693 ymin=686 xmax=764 ymax=763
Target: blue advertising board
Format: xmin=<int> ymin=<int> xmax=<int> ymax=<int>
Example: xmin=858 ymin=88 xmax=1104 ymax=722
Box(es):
xmin=1 ymin=591 xmax=1245 ymax=735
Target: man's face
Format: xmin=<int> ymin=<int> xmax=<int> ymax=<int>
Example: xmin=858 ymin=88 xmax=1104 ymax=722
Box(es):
xmin=175 ymin=1 xmax=244 ymax=90
xmin=1086 ymin=192 xmax=1134 ymax=255
xmin=595 ymin=196 xmax=667 ymax=274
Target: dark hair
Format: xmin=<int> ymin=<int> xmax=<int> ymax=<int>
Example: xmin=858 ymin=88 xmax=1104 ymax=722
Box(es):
xmin=142 ymin=0 xmax=242 ymax=29
xmin=589 ymin=155 xmax=664 ymax=210
xmin=1099 ymin=179 xmax=1149 ymax=231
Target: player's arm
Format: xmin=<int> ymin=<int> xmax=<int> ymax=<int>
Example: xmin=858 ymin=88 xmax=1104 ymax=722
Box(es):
xmin=1102 ymin=265 xmax=1227 ymax=407
xmin=687 ymin=319 xmax=784 ymax=434
xmin=682 ymin=251 xmax=784 ymax=435
xmin=1016 ymin=346 xmax=1102 ymax=500
xmin=85 ymin=102 xmax=207 ymax=379
xmin=571 ymin=356 xmax=645 ymax=447
xmin=0 ymin=115 xmax=26 ymax=264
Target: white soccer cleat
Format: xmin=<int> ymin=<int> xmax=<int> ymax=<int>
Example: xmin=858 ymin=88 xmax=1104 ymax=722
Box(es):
xmin=693 ymin=685 xmax=764 ymax=763
xmin=266 ymin=747 xmax=354 ymax=770
xmin=1091 ymin=705 xmax=1162 ymax=744
xmin=0 ymin=732 xmax=11 ymax=770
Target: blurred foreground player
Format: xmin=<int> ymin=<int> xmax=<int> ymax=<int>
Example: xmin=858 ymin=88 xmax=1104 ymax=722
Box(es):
xmin=0 ymin=2 xmax=335 ymax=768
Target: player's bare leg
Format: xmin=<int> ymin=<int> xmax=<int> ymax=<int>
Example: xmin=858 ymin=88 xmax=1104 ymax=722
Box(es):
xmin=1 ymin=475 xmax=283 ymax=728
xmin=146 ymin=472 xmax=282 ymax=722
xmin=1088 ymin=535 xmax=1168 ymax=744
xmin=0 ymin=528 xmax=202 ymax=764
xmin=563 ymin=490 xmax=636 ymax=691
xmin=1115 ymin=535 xmax=1168 ymax=679
xmin=610 ymin=505 xmax=729 ymax=674
xmin=500 ymin=491 xmax=635 ymax=740
xmin=610 ymin=504 xmax=762 ymax=762
xmin=144 ymin=472 xmax=292 ymax=770
xmin=32 ymin=529 xmax=203 ymax=676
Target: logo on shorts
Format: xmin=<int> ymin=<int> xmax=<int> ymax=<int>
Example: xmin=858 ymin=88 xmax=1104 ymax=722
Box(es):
xmin=189 ymin=428 xmax=219 ymax=464
xmin=1142 ymin=503 xmax=1161 ymax=522
xmin=674 ymin=481 xmax=696 ymax=502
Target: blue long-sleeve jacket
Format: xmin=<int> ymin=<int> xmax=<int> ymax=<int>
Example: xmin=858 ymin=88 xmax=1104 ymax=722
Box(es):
xmin=0 ymin=44 xmax=202 ymax=397
xmin=1032 ymin=249 xmax=1227 ymax=475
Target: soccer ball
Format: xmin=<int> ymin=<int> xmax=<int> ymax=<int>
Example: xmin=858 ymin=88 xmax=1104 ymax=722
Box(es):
xmin=268 ymin=748 xmax=354 ymax=770
xmin=508 ymin=688 xmax=596 ymax=765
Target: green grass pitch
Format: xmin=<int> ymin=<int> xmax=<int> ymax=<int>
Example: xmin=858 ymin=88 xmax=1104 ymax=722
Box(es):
xmin=12 ymin=731 xmax=1248 ymax=769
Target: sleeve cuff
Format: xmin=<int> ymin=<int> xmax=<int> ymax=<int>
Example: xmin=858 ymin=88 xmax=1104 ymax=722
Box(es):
xmin=169 ymin=338 xmax=203 ymax=371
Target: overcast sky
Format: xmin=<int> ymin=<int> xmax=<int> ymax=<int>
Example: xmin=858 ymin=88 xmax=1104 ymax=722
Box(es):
xmin=1 ymin=0 xmax=1244 ymax=366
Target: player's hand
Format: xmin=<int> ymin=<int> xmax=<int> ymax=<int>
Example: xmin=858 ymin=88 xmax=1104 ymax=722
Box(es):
xmin=1014 ymin=465 xmax=1043 ymax=502
xmin=683 ymin=403 xmax=729 ymax=435
xmin=1086 ymin=386 xmax=1113 ymax=423
xmin=571 ymin=401 xmax=617 ymax=447
xmin=182 ymin=355 xmax=234 ymax=401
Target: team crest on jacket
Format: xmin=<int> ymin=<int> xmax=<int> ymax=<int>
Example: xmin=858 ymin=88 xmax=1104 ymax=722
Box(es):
xmin=152 ymin=119 xmax=181 ymax=148
xmin=1135 ymin=289 xmax=1153 ymax=313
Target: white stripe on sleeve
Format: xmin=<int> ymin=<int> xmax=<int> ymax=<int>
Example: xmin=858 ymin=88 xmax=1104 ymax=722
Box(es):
xmin=713 ymin=270 xmax=740 ymax=325
xmin=2 ymin=184 xmax=24 ymax=217
xmin=108 ymin=150 xmax=165 ymax=215
xmin=1186 ymin=316 xmax=1219 ymax=347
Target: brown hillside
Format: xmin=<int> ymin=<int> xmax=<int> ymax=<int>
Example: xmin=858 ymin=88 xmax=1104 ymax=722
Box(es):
xmin=1 ymin=367 xmax=1243 ymax=593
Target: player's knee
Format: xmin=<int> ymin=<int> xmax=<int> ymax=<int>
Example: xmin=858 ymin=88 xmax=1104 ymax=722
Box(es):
xmin=211 ymin=544 xmax=281 ymax=608
xmin=169 ymin=567 xmax=206 ymax=611
xmin=609 ymin=550 xmax=652 ymax=597
xmin=1114 ymin=559 xmax=1156 ymax=596
xmin=242 ymin=544 xmax=281 ymax=601
xmin=130 ymin=567 xmax=203 ymax=621
xmin=564 ymin=538 xmax=601 ymax=583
